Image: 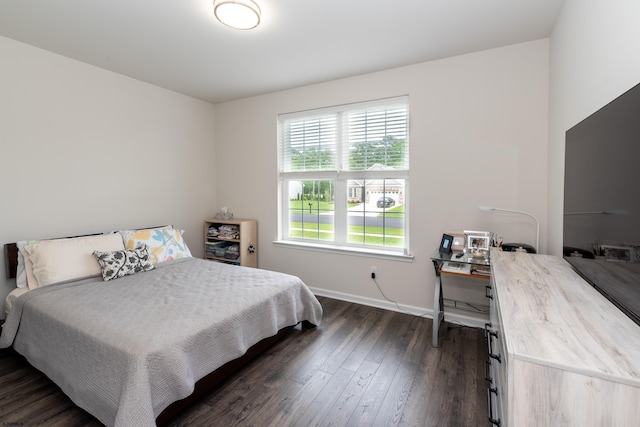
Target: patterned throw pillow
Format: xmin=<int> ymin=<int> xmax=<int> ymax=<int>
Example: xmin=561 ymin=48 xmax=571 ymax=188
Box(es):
xmin=119 ymin=228 xmax=192 ymax=264
xmin=93 ymin=245 xmax=155 ymax=281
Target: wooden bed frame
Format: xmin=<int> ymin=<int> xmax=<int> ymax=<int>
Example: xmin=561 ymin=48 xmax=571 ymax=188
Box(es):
xmin=3 ymin=240 xmax=313 ymax=425
xmin=5 ymin=242 xmax=20 ymax=280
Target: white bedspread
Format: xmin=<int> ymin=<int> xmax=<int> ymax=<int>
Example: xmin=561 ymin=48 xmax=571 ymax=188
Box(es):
xmin=4 ymin=287 xmax=29 ymax=317
xmin=0 ymin=258 xmax=322 ymax=426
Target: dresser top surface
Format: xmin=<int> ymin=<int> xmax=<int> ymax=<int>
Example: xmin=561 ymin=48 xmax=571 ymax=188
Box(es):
xmin=490 ymin=249 xmax=640 ymax=386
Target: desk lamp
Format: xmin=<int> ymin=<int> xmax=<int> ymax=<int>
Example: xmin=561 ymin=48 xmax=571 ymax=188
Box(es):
xmin=479 ymin=206 xmax=539 ymax=253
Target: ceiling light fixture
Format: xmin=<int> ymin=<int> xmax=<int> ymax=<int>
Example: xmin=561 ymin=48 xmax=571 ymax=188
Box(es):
xmin=213 ymin=0 xmax=261 ymax=30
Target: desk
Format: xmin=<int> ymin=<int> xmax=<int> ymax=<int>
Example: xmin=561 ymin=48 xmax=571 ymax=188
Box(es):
xmin=430 ymin=248 xmax=490 ymax=347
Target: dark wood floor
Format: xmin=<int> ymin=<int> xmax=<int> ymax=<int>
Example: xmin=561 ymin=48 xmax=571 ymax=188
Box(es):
xmin=0 ymin=297 xmax=489 ymax=426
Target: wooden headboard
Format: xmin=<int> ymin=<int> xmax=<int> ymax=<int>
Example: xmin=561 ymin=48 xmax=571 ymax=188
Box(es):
xmin=5 ymin=243 xmax=18 ymax=280
xmin=4 ymin=226 xmax=167 ymax=280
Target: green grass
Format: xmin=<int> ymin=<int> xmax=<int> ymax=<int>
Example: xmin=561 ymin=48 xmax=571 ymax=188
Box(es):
xmin=380 ymin=204 xmax=405 ymax=218
xmin=289 ymin=222 xmax=405 ymax=247
xmin=288 ymin=200 xmax=405 ymax=247
xmin=289 ymin=200 xmax=405 ymax=217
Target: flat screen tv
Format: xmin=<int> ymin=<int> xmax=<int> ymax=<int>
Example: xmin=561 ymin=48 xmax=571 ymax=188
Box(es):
xmin=563 ymin=82 xmax=640 ymax=326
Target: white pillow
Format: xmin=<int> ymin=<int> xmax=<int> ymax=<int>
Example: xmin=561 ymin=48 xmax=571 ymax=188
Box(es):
xmin=16 ymin=241 xmax=33 ymax=288
xmin=15 ymin=240 xmax=41 ymax=289
xmin=23 ymin=233 xmax=125 ymax=288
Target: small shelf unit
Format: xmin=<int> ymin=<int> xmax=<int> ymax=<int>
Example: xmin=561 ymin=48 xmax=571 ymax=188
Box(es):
xmin=204 ymin=218 xmax=257 ymax=267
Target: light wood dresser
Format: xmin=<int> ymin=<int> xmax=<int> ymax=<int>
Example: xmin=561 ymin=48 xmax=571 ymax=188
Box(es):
xmin=486 ymin=250 xmax=640 ymax=426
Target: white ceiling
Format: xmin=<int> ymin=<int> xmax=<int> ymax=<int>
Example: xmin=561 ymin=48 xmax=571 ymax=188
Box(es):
xmin=0 ymin=0 xmax=566 ymax=104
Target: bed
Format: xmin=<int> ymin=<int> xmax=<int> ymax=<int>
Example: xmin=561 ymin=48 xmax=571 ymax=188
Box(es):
xmin=1 ymin=227 xmax=322 ymax=426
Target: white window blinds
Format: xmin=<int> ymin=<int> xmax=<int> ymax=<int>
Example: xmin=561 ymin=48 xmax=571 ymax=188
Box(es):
xmin=279 ymin=96 xmax=408 ymax=174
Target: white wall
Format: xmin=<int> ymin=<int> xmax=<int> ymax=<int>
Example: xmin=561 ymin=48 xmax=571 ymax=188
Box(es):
xmin=0 ymin=36 xmax=217 ymax=309
xmin=214 ymin=40 xmax=549 ymax=320
xmin=547 ymin=0 xmax=640 ymax=255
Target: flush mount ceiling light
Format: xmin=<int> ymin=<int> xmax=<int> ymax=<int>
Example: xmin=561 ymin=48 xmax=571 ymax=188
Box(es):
xmin=213 ymin=0 xmax=261 ymax=30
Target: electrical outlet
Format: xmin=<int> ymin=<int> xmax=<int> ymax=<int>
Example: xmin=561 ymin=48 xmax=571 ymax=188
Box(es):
xmin=370 ymin=266 xmax=377 ymax=279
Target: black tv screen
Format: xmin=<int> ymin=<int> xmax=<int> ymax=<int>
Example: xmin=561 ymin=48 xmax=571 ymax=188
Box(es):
xmin=563 ymin=82 xmax=640 ymax=326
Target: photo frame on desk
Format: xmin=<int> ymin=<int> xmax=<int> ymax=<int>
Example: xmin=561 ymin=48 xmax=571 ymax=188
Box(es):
xmin=439 ymin=234 xmax=454 ymax=254
xmin=464 ymin=230 xmax=491 ymax=251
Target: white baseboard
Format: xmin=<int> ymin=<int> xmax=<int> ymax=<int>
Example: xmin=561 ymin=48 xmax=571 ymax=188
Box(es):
xmin=309 ymin=287 xmax=487 ymax=329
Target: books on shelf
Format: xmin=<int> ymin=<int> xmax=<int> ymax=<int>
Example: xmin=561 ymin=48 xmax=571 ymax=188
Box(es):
xmin=441 ymin=261 xmax=471 ymax=274
xmin=471 ymin=264 xmax=491 ymax=276
xmin=440 ymin=261 xmax=491 ymax=277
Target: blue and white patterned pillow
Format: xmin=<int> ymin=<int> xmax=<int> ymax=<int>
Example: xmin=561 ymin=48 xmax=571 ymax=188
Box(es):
xmin=93 ymin=244 xmax=155 ymax=281
xmin=119 ymin=227 xmax=192 ymax=264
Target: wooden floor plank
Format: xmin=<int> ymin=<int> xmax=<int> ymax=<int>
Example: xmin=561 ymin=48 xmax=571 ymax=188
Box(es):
xmin=397 ymin=343 xmax=441 ymax=425
xmin=290 ymin=366 xmax=355 ymax=426
xmin=375 ymin=360 xmax=419 ymax=426
xmin=314 ymin=358 xmax=379 ymax=426
xmin=339 ymin=307 xmax=395 ymax=373
xmin=319 ymin=304 xmax=390 ymax=375
xmin=0 ymin=296 xmax=489 ymax=426
xmin=345 ymin=311 xmax=419 ymax=426
xmin=261 ymin=366 xmax=333 ymax=426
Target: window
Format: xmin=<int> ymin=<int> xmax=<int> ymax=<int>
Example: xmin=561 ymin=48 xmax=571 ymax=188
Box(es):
xmin=277 ymin=96 xmax=409 ymax=256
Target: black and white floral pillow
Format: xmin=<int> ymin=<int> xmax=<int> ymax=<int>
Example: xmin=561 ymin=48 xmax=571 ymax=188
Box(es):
xmin=93 ymin=244 xmax=155 ymax=281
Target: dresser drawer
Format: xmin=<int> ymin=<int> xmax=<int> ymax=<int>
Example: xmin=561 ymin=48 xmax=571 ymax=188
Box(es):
xmin=486 ymin=282 xmax=506 ymax=426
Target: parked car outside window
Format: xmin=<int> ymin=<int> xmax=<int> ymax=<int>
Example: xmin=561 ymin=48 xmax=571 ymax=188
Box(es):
xmin=376 ymin=197 xmax=395 ymax=208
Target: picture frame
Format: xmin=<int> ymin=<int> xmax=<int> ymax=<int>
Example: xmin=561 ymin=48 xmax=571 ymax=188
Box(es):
xmin=439 ymin=233 xmax=454 ymax=254
xmin=601 ymin=245 xmax=633 ymax=262
xmin=599 ymin=240 xmax=640 ymax=263
xmin=464 ymin=230 xmax=491 ymax=251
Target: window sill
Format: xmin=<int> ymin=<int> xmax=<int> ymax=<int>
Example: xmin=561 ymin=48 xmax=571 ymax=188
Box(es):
xmin=272 ymin=240 xmax=414 ymax=262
